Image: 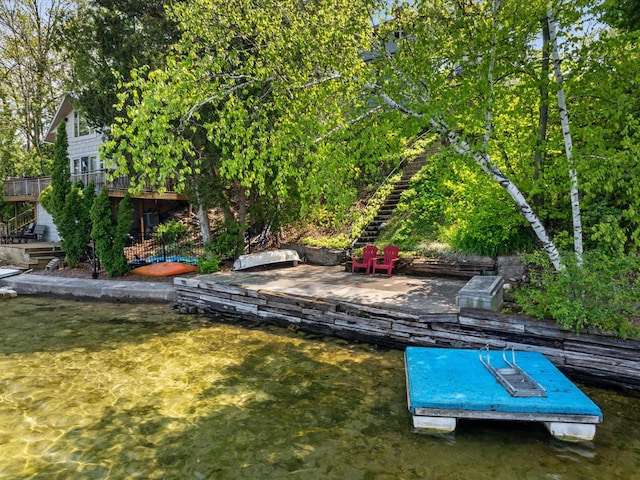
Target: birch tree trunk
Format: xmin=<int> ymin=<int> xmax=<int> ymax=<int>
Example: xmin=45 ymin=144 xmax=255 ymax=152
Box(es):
xmin=534 ymin=19 xmax=550 ymax=183
xmin=548 ymin=5 xmax=584 ymax=266
xmin=376 ymin=86 xmax=565 ymax=271
xmin=431 ymin=119 xmax=565 ymax=271
xmin=193 ymin=182 xmax=211 ymax=244
xmin=196 ymin=203 xmax=211 ymax=244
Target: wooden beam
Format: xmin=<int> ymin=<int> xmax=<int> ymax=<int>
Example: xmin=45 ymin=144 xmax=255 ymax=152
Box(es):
xmin=106 ymin=190 xmax=187 ymax=201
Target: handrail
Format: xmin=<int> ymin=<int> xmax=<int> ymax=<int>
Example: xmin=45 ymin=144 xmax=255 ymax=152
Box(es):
xmin=4 ymin=207 xmax=35 ymax=233
xmin=479 ymin=345 xmax=547 ymax=398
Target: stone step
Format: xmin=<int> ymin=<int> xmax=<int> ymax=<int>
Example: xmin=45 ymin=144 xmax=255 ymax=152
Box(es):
xmin=32 ymin=256 xmax=63 ymax=269
xmin=356 ymin=236 xmax=378 ymax=244
xmin=352 ymin=152 xmax=431 ymax=246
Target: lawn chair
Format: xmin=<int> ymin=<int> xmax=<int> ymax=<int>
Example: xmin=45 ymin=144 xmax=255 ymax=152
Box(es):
xmin=8 ymin=222 xmax=35 ymax=244
xmin=22 ymin=224 xmax=46 ymax=241
xmin=351 ymin=245 xmax=379 ymax=275
xmin=372 ymin=245 xmax=400 ymax=277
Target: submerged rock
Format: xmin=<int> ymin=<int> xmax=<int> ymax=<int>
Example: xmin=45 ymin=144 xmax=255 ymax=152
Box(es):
xmin=0 ymin=286 xmax=18 ymax=299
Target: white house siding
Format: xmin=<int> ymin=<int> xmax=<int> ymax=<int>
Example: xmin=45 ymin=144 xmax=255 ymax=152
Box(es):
xmin=65 ymin=123 xmax=104 ymax=174
xmin=36 ymin=203 xmax=59 ymax=242
xmin=35 ymin=107 xmax=105 ymax=243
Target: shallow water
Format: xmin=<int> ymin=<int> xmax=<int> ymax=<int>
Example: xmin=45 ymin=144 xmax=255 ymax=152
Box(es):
xmin=1 ymin=297 xmax=639 ymax=479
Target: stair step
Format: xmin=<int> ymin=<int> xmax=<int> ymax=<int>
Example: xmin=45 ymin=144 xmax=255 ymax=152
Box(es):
xmin=30 ymin=256 xmax=64 ymax=269
xmin=353 ymin=151 xmax=432 ymax=246
xmin=25 ymin=249 xmax=65 ymax=257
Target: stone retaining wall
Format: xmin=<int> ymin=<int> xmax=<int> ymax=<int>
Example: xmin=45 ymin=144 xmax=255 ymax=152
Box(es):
xmin=175 ymin=277 xmax=640 ymax=393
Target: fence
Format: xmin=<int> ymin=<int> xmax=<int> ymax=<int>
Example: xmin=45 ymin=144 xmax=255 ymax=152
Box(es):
xmin=124 ymin=233 xmax=205 ymax=266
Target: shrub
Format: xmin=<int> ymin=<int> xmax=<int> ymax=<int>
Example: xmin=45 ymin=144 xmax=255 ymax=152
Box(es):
xmin=90 ymin=191 xmax=132 ymax=277
xmin=208 ymin=221 xmax=244 ymax=259
xmin=154 ymin=220 xmax=188 ymax=244
xmin=59 ymin=182 xmax=95 ymax=267
xmin=301 ymin=234 xmax=350 ymax=249
xmin=514 ymin=250 xmax=640 ymax=338
xmin=198 ymin=257 xmax=220 ymax=274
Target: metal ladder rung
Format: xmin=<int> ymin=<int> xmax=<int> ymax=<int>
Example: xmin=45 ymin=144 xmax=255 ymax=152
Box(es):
xmin=480 ymin=346 xmax=547 ymax=398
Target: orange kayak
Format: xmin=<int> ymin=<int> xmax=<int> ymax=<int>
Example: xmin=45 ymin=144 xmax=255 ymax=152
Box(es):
xmin=131 ymin=261 xmax=198 ymax=277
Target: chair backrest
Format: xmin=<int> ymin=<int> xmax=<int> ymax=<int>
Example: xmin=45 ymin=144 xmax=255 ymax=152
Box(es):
xmin=382 ymin=245 xmax=400 ymax=263
xmin=33 ymin=225 xmax=45 ymax=235
xmin=362 ymin=245 xmax=379 ymax=261
xmin=23 ymin=222 xmax=35 ymax=233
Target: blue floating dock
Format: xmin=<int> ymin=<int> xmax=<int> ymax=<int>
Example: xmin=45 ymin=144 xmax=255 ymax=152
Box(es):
xmin=405 ymin=346 xmax=602 ymax=441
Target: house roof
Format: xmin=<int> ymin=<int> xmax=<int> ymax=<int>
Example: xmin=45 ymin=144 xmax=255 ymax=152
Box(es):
xmin=44 ymin=95 xmax=74 ymax=143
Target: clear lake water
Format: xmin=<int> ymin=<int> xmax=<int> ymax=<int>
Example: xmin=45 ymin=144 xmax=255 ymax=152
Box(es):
xmin=1 ymin=297 xmax=639 ymax=479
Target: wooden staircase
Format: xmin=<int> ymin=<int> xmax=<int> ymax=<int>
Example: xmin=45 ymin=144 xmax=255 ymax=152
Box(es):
xmin=352 ymin=154 xmax=428 ymax=249
xmin=5 ymin=243 xmax=66 ymax=270
xmin=26 ymin=246 xmax=66 ymax=269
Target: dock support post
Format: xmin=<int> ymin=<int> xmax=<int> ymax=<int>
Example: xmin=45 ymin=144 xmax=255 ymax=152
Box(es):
xmin=544 ymin=422 xmax=596 ymax=442
xmin=412 ymin=416 xmax=457 ymax=434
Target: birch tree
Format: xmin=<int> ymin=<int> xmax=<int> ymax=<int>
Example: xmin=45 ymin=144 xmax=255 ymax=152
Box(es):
xmin=547 ymin=4 xmax=583 ymax=266
xmin=363 ymin=0 xmax=567 ymax=269
xmin=105 ymin=0 xmax=600 ymax=269
xmin=568 ymin=14 xmax=640 ymax=253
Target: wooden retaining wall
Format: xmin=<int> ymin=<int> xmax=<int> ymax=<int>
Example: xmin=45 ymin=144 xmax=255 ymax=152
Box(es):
xmin=174 ymin=277 xmax=640 ymax=393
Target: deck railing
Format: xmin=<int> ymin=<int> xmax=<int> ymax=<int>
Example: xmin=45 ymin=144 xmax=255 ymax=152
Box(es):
xmin=3 ymin=170 xmax=180 ymax=198
xmin=2 ymin=177 xmax=51 ymax=198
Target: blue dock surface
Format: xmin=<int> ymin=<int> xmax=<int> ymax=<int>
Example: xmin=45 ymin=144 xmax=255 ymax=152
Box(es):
xmin=405 ymin=346 xmax=602 ymax=439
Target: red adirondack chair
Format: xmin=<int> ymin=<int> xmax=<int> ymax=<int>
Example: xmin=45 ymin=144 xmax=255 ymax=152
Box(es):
xmin=351 ymin=245 xmax=379 ymax=275
xmin=372 ymin=245 xmax=400 ymax=277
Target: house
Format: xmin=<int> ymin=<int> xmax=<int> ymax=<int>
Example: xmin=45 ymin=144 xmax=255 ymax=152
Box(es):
xmin=2 ymin=96 xmax=188 ymax=242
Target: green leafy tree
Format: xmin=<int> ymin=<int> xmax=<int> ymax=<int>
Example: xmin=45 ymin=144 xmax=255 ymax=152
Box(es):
xmin=43 ymin=119 xmax=95 ymax=266
xmin=602 ymin=0 xmax=640 ymax=31
xmin=104 ymin=0 xmax=379 ymax=250
xmin=0 ymin=0 xmax=71 ymax=173
xmin=0 ymin=90 xmax=31 ymax=178
xmin=361 ymin=0 xmax=588 ymax=269
xmin=90 ymin=190 xmax=133 ymax=277
xmin=62 ymin=0 xmax=184 ymax=129
xmin=564 ymin=29 xmax=640 ymax=254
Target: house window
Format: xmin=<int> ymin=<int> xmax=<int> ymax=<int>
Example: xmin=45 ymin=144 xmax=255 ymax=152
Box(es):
xmin=72 ymin=158 xmax=81 ymax=174
xmin=81 ymin=156 xmax=89 ymax=173
xmin=90 ymin=156 xmax=99 ymax=171
xmin=73 ymin=111 xmax=93 ymax=137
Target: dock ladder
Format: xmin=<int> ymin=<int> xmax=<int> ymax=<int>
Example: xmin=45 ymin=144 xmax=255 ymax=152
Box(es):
xmin=479 ymin=346 xmax=547 ymax=398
